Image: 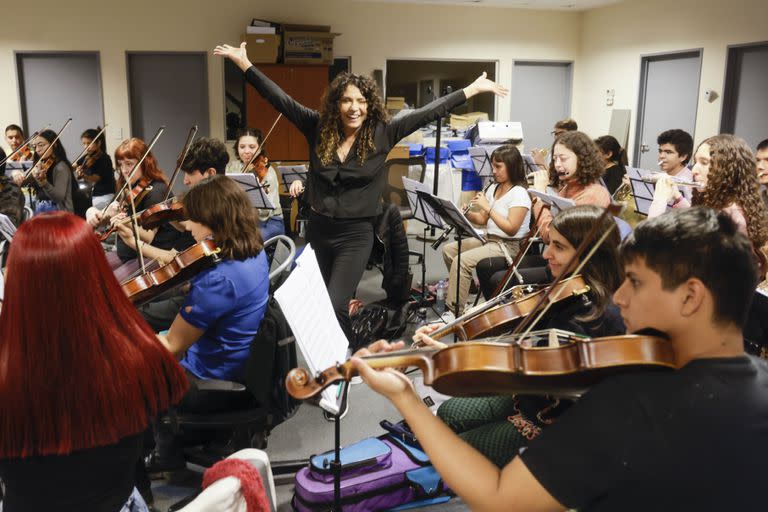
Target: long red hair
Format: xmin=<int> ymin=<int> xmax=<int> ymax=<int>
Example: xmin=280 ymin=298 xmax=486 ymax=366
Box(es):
xmin=0 ymin=212 xmax=188 ymax=458
xmin=114 ymin=137 xmax=168 ymax=189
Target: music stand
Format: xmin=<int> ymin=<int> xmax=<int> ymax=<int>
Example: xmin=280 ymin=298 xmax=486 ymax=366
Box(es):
xmin=528 ymin=190 xmax=576 ymax=215
xmin=626 ymin=167 xmax=655 ymax=216
xmin=417 ymin=190 xmax=486 ymax=325
xmin=469 ymin=146 xmax=495 ymax=189
xmin=522 ymin=155 xmax=539 ymax=177
xmin=277 ymin=164 xmax=308 ymax=194
xmin=228 ymin=173 xmax=275 ymax=210
xmin=403 ymin=177 xmax=444 ymax=318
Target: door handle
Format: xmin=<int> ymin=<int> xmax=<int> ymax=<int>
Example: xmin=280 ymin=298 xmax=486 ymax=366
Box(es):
xmin=640 ymin=143 xmax=650 ymax=153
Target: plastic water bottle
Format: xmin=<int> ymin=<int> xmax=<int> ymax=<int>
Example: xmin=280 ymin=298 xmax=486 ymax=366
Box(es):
xmin=435 ymin=279 xmax=446 ymax=314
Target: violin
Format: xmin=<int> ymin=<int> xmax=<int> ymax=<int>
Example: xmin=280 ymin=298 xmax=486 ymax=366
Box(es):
xmin=245 ymin=154 xmax=270 ymax=180
xmin=29 ymin=156 xmax=56 ymax=183
xmin=74 ymin=153 xmax=97 ymax=178
xmin=430 ymin=275 xmax=591 ymax=341
xmin=11 ymin=145 xmax=33 ymax=162
xmin=138 ymin=198 xmax=185 ymax=230
xmin=286 ymin=329 xmax=677 ymax=401
xmin=121 ymin=239 xmax=221 ymax=305
xmin=97 ymin=178 xmax=153 ymax=241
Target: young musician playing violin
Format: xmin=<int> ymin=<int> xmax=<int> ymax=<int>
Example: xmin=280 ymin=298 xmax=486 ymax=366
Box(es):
xmin=226 ymin=127 xmax=284 ymax=241
xmin=75 ymin=127 xmax=115 ymax=209
xmin=442 ymin=144 xmax=531 ymax=316
xmin=4 ymin=124 xmax=32 ymax=164
xmin=215 ymin=41 xmax=507 ymax=338
xmin=132 ymin=137 xmax=227 ymax=332
xmin=18 ymin=129 xmax=76 ymax=213
xmin=86 ymin=137 xmax=185 ymax=282
xmin=354 ymin=207 xmax=768 ymax=511
xmin=423 ymin=205 xmax=625 ymax=467
xmin=151 ymin=175 xmax=268 ymax=469
xmin=0 ymin=212 xmax=187 ymax=511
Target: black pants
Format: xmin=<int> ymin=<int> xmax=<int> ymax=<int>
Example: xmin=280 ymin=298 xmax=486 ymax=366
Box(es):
xmin=476 ymin=254 xmax=550 ymax=299
xmin=307 ymin=210 xmax=374 ymax=339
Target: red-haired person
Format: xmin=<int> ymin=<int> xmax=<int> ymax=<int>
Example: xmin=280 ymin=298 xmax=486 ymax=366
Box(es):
xmin=0 ymin=212 xmax=187 ymax=511
xmin=86 ymin=138 xmax=186 ymax=282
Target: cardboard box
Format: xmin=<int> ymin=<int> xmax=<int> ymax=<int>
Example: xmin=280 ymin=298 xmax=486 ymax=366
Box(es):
xmin=283 ymin=31 xmax=338 ymax=65
xmin=244 ymin=34 xmax=280 ymax=63
xmin=450 ymin=112 xmax=489 ymax=130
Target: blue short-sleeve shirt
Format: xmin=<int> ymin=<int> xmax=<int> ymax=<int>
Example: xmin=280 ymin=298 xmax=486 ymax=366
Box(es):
xmin=180 ymin=251 xmax=269 ymax=382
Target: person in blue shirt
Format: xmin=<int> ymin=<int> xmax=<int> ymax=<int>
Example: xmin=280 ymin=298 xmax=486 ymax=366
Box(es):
xmin=158 ymin=174 xmax=268 ymax=389
xmin=151 ymin=174 xmax=269 ymax=472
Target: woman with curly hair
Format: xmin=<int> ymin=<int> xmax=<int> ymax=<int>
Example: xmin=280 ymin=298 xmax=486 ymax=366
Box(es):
xmin=529 ymin=131 xmax=611 ymax=244
xmin=215 ymin=41 xmax=507 ymax=335
xmin=649 ymin=134 xmax=768 ymax=264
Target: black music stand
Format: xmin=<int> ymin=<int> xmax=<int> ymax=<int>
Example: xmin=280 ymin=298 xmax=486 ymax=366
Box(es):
xmin=403 ymin=177 xmax=445 ymax=319
xmin=468 ymin=146 xmax=495 ymax=189
xmin=228 ymin=173 xmax=275 ymax=210
xmin=277 ymin=164 xmax=308 ymax=194
xmin=417 ymin=191 xmax=486 ymax=326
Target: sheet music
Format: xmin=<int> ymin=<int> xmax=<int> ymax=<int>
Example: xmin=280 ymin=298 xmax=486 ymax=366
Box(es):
xmin=418 ymin=192 xmax=486 ymax=242
xmin=402 ymin=177 xmax=444 ymax=228
xmin=626 ymin=167 xmax=656 ymax=216
xmin=273 ymin=245 xmax=349 ymax=414
xmin=528 ymin=189 xmax=576 ymax=214
xmin=277 ymin=165 xmax=308 ymax=193
xmin=228 ymin=173 xmax=275 ymax=210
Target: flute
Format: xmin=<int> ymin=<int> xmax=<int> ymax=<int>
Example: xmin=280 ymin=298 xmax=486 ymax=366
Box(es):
xmin=640 ymin=173 xmax=703 ymax=188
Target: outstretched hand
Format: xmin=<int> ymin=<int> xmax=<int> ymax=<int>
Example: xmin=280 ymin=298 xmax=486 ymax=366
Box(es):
xmin=463 ymin=72 xmax=508 ymax=99
xmin=213 ymin=42 xmax=252 ymax=72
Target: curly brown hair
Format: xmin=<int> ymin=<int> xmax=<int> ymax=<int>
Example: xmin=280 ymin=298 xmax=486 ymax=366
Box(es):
xmin=694 ymin=134 xmax=768 ymax=249
xmin=316 ymin=73 xmax=389 ymax=166
xmin=549 ymin=131 xmax=605 ymax=188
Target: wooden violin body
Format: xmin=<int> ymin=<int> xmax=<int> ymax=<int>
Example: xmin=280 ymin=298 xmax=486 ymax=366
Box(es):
xmin=97 ymin=178 xmax=153 ymax=241
xmin=432 ymin=275 xmax=591 ymax=341
xmin=139 ymin=198 xmax=184 ymax=230
xmin=286 ymin=331 xmax=677 ymax=401
xmin=121 ymin=239 xmax=220 ymax=305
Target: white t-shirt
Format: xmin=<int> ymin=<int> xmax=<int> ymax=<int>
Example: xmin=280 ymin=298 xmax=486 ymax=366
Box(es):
xmin=485 ymin=184 xmax=531 ymax=239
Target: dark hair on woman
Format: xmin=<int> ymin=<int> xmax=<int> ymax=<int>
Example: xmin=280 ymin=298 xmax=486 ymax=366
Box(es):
xmin=0 ymin=176 xmax=25 ymax=227
xmin=316 ymin=72 xmax=389 ymax=166
xmin=182 ymin=137 xmax=229 ymax=175
xmin=81 ymin=127 xmax=108 ymax=155
xmin=32 ymin=129 xmax=70 ymax=166
xmin=114 ymin=137 xmax=167 ymax=188
xmin=551 ymin=205 xmax=623 ymax=323
xmin=551 ymin=131 xmax=605 ymax=187
xmin=621 ymin=207 xmax=757 ymax=327
xmin=4 ymin=124 xmax=24 ymax=136
xmin=692 ymin=134 xmax=768 ymax=250
xmin=233 ymin=128 xmax=265 ymax=162
xmin=594 ymin=135 xmax=628 ymax=166
xmin=0 ymin=212 xmax=188 ymax=457
xmin=183 ymin=175 xmax=263 ymax=260
xmin=657 ymin=129 xmax=693 ymax=165
xmin=490 ymin=144 xmax=527 ymax=188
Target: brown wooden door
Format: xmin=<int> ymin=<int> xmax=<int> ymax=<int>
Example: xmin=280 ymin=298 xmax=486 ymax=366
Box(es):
xmin=245 ymin=64 xmax=328 ymax=160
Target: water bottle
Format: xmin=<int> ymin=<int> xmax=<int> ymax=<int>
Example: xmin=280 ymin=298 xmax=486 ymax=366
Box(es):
xmin=435 ymin=279 xmax=446 ymax=314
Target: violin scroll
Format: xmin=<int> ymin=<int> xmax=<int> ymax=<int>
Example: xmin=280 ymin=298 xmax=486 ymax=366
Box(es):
xmin=285 ymin=366 xmax=351 ymax=401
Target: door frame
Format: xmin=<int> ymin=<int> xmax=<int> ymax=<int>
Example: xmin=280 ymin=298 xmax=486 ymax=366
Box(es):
xmin=15 ymin=50 xmax=105 ymax=134
xmin=719 ymin=40 xmax=768 ymax=134
xmin=633 ymin=48 xmax=702 ymax=166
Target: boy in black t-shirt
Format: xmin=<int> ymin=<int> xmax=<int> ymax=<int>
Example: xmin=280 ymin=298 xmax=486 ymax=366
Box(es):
xmin=354 ymin=207 xmax=768 ymax=512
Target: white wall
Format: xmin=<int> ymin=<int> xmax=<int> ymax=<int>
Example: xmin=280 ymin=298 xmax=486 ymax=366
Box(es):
xmin=575 ymin=0 xmax=768 ymax=160
xmin=0 ymin=0 xmax=580 ymax=148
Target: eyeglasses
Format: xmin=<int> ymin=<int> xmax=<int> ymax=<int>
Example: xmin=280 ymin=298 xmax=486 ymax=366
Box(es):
xmin=31 ymin=142 xmax=49 ymax=149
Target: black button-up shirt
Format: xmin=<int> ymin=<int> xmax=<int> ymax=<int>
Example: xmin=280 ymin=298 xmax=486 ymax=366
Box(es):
xmin=245 ymin=66 xmax=467 ymax=219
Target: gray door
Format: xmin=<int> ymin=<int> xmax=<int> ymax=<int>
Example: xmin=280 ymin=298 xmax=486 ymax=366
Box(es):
xmin=127 ymin=52 xmax=209 ymax=193
xmin=510 ymin=61 xmax=572 ymax=153
xmin=721 ymin=42 xmax=768 ymax=149
xmin=634 ymin=51 xmax=701 ymax=169
xmin=16 ymin=52 xmax=104 ymax=159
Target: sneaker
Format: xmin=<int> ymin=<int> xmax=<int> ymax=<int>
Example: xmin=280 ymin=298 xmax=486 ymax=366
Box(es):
xmin=437 ymin=310 xmax=456 ymax=324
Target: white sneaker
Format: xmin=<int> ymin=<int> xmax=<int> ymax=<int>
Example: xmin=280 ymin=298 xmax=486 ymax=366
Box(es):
xmin=437 ymin=310 xmax=456 ymax=323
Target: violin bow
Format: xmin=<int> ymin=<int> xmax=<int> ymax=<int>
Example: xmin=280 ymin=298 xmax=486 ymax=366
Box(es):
xmin=70 ymin=125 xmax=108 ymax=172
xmin=0 ymin=124 xmax=49 ymax=166
xmin=112 ymin=126 xmax=165 ymax=274
xmin=511 ymin=203 xmax=623 ymax=340
xmin=492 ymin=227 xmax=541 ymax=297
xmin=23 ymin=118 xmax=72 ymax=181
xmin=241 ymin=113 xmax=282 ymax=174
xmin=163 ymin=125 xmax=199 ymax=202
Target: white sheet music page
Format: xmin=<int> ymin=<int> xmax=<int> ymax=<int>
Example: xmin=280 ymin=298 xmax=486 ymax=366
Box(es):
xmin=273 ymin=245 xmax=349 ymax=414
